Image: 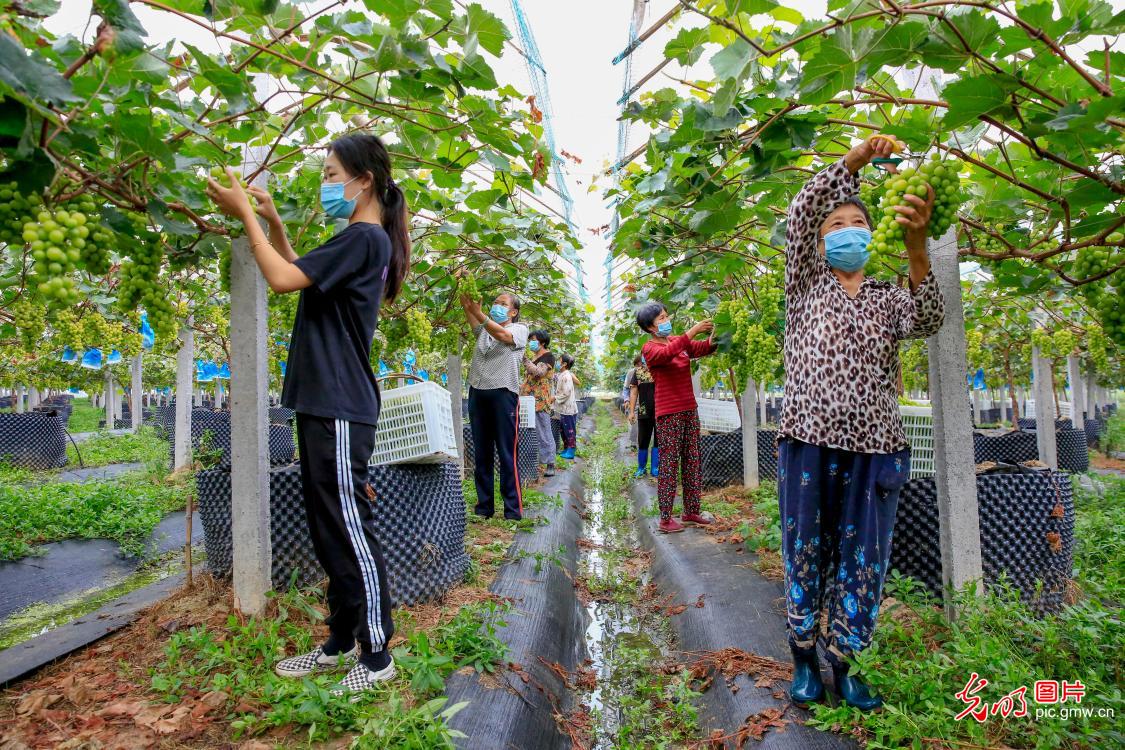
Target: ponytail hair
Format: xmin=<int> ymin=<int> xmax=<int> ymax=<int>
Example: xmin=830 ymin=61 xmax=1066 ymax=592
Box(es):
xmin=327 ymin=133 xmax=411 ymax=304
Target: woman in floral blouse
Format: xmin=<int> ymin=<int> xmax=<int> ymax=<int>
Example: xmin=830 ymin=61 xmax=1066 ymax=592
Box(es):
xmin=778 ymin=136 xmax=945 ymax=711
xmin=521 ymin=329 xmax=557 ymax=477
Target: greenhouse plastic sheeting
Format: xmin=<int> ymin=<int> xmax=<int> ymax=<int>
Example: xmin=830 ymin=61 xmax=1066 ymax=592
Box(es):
xmin=0 ymin=412 xmax=67 ymax=469
xmin=889 ymin=470 xmax=1074 ymax=616
xmin=196 ymin=462 xmax=468 ymax=605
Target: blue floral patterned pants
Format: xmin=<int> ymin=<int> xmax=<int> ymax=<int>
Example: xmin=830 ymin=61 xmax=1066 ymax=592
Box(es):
xmin=777 ymin=437 xmax=910 ymax=668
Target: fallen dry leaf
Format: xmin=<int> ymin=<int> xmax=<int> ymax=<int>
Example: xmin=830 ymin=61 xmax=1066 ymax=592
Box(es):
xmin=16 ymin=692 xmax=61 ymax=715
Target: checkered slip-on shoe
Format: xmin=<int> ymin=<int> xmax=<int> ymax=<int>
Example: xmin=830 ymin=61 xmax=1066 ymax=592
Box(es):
xmin=329 ymin=659 xmax=397 ymax=702
xmin=274 ymin=645 xmax=358 ymax=678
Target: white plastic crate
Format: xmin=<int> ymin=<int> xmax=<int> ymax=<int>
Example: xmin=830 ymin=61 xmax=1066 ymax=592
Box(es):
xmin=519 ymin=395 xmax=536 ymax=428
xmin=899 ymin=405 xmax=934 ymax=478
xmin=697 ymin=397 xmax=741 ymax=433
xmin=370 ymin=381 xmax=459 ymax=465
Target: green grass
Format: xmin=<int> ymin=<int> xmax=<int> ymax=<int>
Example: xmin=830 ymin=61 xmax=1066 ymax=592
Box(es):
xmin=0 ymin=469 xmax=191 ymax=560
xmin=806 ymin=572 xmax=1123 ymax=750
xmin=66 ymin=426 xmax=168 ymax=468
xmin=66 ymin=397 xmax=103 ymax=433
xmin=1103 ymin=412 xmax=1125 ymax=454
xmin=150 ymin=584 xmax=505 ymax=746
xmin=1072 ymin=474 xmax=1125 ymax=601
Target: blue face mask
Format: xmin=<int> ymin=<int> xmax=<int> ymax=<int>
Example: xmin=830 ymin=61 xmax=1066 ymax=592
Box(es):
xmin=320 ymin=175 xmax=363 ymax=219
xmin=656 ymin=320 xmax=673 ymax=337
xmin=489 ymin=304 xmax=509 ymax=324
xmin=824 ymin=227 xmax=872 ymax=272
xmin=528 ymin=340 xmax=540 ymax=352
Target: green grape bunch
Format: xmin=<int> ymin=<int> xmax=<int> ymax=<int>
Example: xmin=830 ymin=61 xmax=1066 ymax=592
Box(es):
xmin=871 ymin=153 xmax=963 ymax=255
xmin=404 ymin=308 xmax=433 ymax=353
xmin=52 ymin=309 xmax=85 ymax=351
xmin=0 ymin=181 xmax=45 ymax=247
xmin=11 ymin=299 xmax=47 ymax=352
xmin=22 ymin=205 xmax=94 ymax=305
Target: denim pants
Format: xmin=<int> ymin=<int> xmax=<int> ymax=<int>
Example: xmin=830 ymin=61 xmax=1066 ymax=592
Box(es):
xmin=777 ymin=437 xmax=910 ymax=668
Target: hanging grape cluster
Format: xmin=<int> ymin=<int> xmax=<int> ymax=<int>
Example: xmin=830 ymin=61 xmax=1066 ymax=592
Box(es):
xmin=1071 ymin=234 xmax=1124 ymax=346
xmin=115 ymin=221 xmax=176 ymax=339
xmin=715 ymin=279 xmax=783 ymax=386
xmin=0 ymin=182 xmax=44 ymax=246
xmin=871 ymin=154 xmax=963 ymax=265
xmin=11 ymin=299 xmax=47 ymax=351
xmin=52 ymin=309 xmax=84 ymax=351
xmin=404 ymin=308 xmax=433 ymax=352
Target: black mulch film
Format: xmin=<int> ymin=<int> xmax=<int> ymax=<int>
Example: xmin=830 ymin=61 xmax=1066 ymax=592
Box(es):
xmin=196 ymin=462 xmax=468 ymax=606
xmin=0 ymin=412 xmax=67 ymax=469
xmin=890 ymin=470 xmax=1075 ymax=615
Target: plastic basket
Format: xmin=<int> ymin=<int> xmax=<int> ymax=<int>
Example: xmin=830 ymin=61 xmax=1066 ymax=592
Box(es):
xmin=900 ymin=405 xmax=934 ymax=478
xmin=519 ymin=395 xmax=536 ymax=427
xmin=697 ymin=397 xmax=741 ymax=433
xmin=371 ymin=379 xmax=459 ymax=465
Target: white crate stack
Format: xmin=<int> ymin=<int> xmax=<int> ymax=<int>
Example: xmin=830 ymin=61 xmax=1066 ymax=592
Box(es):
xmin=519 ymin=395 xmax=536 ymax=428
xmin=1024 ymin=400 xmax=1070 ymax=420
xmin=370 ymin=381 xmax=459 ymax=466
xmin=899 ymin=405 xmax=934 ymax=478
xmin=697 ymin=397 xmax=741 ymax=434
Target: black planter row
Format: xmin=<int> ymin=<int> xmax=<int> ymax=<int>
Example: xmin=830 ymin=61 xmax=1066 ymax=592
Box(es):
xmin=463 ymin=424 xmax=540 ymax=485
xmin=890 ymin=468 xmax=1074 ymax=615
xmin=973 ymin=428 xmax=1090 ymax=473
xmin=698 ymin=428 xmax=779 ymax=488
xmin=196 ymin=462 xmax=468 ymax=605
xmin=0 ymin=412 xmax=67 ymax=469
xmin=157 ymin=408 xmax=295 ymax=469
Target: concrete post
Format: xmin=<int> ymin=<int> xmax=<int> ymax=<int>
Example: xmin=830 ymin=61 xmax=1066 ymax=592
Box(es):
xmin=1066 ymin=355 xmax=1083 ymax=431
xmin=447 ymin=353 xmax=464 ymax=473
xmin=691 ymin=371 xmax=702 ymax=399
xmin=1031 ymin=318 xmax=1058 ymax=471
xmin=131 ymin=354 xmax=143 ymax=432
xmin=28 ymin=386 xmax=39 ymax=410
xmin=758 ymin=383 xmax=767 ymax=425
xmin=174 ymin=318 xmax=194 ymax=470
xmin=215 ymin=381 xmax=224 ymax=410
xmin=103 ymin=369 xmax=115 ymax=428
xmin=972 ymin=389 xmax=982 ymax=426
xmin=1086 ymin=372 xmax=1098 ymax=421
xmin=14 ymin=386 xmax=24 ymax=413
xmin=924 ymin=229 xmax=984 ymax=620
xmin=228 ymin=143 xmax=273 ymax=615
xmin=194 ymin=386 xmax=203 ymax=408
xmin=741 ymin=375 xmax=759 ymax=489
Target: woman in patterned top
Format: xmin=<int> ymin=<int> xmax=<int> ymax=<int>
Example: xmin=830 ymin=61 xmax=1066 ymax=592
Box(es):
xmin=626 ymin=354 xmax=658 ymax=478
xmin=778 ymin=136 xmax=945 ymax=711
xmin=521 ymin=329 xmax=557 ymax=477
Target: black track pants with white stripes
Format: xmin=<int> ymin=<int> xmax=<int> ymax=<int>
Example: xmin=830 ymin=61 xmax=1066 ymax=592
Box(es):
xmin=295 ymin=413 xmax=394 ymax=653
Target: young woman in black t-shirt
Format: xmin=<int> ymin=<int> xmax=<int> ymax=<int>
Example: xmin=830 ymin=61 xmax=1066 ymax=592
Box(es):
xmin=207 ymin=134 xmax=409 ymax=699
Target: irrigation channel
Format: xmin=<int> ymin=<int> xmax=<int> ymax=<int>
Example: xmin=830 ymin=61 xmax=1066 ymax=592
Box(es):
xmin=573 ymin=402 xmax=700 ymax=748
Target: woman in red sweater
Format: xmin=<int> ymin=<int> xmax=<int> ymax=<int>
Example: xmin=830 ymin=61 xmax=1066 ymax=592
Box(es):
xmin=637 ymin=303 xmax=718 ymax=533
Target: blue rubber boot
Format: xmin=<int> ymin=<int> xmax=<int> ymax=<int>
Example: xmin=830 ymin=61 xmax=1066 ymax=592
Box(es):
xmin=789 ymin=643 xmax=825 ymax=704
xmin=831 ymin=662 xmax=882 ymax=711
xmin=635 ymin=449 xmax=648 ymax=478
xmin=562 ymin=447 xmax=575 ymax=460
xmin=649 ymin=447 xmax=659 ymax=478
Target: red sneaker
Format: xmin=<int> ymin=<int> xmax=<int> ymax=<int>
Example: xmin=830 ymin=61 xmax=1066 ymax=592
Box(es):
xmin=658 ymin=518 xmax=685 ymax=534
xmin=681 ymin=513 xmax=712 ymax=527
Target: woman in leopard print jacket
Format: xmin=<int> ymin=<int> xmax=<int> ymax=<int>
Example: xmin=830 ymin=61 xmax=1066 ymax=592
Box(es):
xmin=777 ymin=136 xmax=945 ymax=711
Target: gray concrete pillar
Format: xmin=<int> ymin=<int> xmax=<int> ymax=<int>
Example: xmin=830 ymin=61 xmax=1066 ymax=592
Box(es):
xmin=758 ymin=383 xmax=767 ymax=425
xmin=194 ymin=386 xmax=203 ymax=408
xmin=214 ymin=381 xmax=224 ymax=411
xmin=924 ymin=228 xmax=984 ymax=620
xmin=229 ymin=143 xmax=273 ymax=615
xmin=972 ymin=389 xmax=982 ymax=425
xmin=174 ymin=318 xmax=194 ymax=470
xmin=741 ymin=375 xmax=759 ymax=489
xmin=1031 ymin=319 xmax=1058 ymax=470
xmin=131 ymin=354 xmax=143 ymax=432
xmin=1086 ymin=372 xmax=1098 ymax=420
xmin=691 ymin=371 xmax=702 ymax=399
xmin=447 ymin=353 xmax=464 ymax=473
xmin=103 ymin=369 xmax=115 ymax=427
xmin=14 ymin=386 xmax=24 ymax=413
xmin=1066 ymin=355 xmax=1083 ymax=430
